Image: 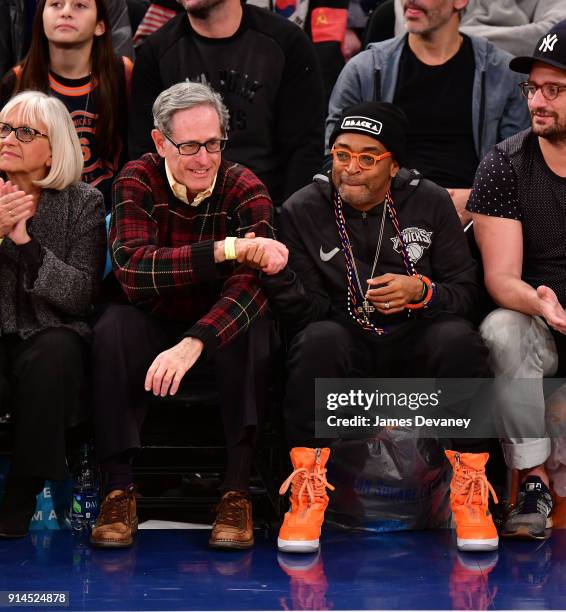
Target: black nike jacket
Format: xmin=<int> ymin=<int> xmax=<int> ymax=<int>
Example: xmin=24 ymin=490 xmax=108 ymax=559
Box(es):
xmin=261 ymin=168 xmax=481 ymax=338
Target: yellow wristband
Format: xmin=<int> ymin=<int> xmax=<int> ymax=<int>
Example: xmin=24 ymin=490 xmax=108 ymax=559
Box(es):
xmin=224 ymin=237 xmax=237 ymax=261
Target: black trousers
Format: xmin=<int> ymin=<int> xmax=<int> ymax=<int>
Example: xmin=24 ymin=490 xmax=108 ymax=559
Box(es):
xmin=284 ymin=314 xmax=491 ymax=452
xmin=91 ymin=304 xmax=274 ymax=491
xmin=0 ymin=328 xmax=87 ymax=481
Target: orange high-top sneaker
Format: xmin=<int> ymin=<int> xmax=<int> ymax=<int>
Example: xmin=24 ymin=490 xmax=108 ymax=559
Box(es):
xmin=278 ymin=448 xmax=334 ymax=553
xmin=445 ymin=450 xmax=499 ymax=552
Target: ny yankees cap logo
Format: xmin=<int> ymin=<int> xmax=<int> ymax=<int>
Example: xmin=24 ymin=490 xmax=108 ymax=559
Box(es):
xmin=509 ymin=19 xmax=566 ymax=74
xmin=340 ymin=116 xmax=383 ymax=136
xmin=539 ymin=33 xmax=558 ymax=53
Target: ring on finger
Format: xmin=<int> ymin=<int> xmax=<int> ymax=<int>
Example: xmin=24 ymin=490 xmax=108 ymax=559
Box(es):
xmin=384 ymin=301 xmax=390 ymax=310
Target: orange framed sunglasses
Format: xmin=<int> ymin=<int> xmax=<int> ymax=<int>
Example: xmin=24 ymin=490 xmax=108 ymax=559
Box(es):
xmin=331 ymin=146 xmax=392 ymax=169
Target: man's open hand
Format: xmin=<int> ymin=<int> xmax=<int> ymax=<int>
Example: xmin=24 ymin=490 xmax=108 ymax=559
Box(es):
xmin=145 ymin=337 xmax=204 ymax=397
xmin=538 ymin=286 xmax=566 ymax=335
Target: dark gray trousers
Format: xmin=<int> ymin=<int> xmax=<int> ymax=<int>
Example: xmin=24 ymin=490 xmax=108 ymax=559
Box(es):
xmin=91 ymin=304 xmax=274 ymax=491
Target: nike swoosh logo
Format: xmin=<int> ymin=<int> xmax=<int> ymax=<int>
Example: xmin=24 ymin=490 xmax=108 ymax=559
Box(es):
xmin=319 ymin=246 xmax=340 ymax=262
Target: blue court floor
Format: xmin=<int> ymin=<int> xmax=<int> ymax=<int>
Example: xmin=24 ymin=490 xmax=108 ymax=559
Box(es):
xmin=1 ymin=528 xmax=565 ymax=611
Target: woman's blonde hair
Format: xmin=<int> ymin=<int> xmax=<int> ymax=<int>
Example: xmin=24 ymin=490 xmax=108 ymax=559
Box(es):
xmin=0 ymin=91 xmax=83 ymax=189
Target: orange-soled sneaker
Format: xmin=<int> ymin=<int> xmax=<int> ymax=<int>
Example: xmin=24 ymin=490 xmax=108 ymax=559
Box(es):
xmin=277 ymin=448 xmax=334 ymax=554
xmin=445 ymin=450 xmax=499 ymax=552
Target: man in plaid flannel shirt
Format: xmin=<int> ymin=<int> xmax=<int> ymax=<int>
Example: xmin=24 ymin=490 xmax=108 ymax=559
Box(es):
xmin=90 ymin=82 xmax=287 ymax=551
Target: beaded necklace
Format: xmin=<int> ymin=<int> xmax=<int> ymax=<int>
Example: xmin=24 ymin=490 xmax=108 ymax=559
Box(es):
xmin=347 ymin=198 xmax=387 ymax=317
xmin=332 ymin=187 xmax=418 ymax=335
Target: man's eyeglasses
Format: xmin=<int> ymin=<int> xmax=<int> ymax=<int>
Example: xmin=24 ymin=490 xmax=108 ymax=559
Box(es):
xmin=0 ymin=122 xmax=48 ymax=143
xmin=519 ymin=82 xmax=566 ymax=101
xmin=331 ymin=146 xmax=392 ymax=170
xmin=164 ymin=133 xmax=227 ymax=156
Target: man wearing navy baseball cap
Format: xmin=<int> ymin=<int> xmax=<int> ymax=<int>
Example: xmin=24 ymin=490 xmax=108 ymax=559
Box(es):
xmin=509 ymin=19 xmax=566 ymax=75
xmin=239 ymin=100 xmax=499 ymax=554
xmin=468 ymin=19 xmax=566 ymax=542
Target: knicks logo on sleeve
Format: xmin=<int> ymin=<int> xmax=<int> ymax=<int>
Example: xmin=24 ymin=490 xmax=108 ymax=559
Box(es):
xmin=391 ymin=227 xmax=432 ymax=263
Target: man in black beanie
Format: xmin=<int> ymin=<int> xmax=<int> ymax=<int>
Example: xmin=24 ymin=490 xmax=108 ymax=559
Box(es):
xmin=327 ymin=0 xmax=530 ymax=226
xmin=240 ymin=101 xmax=497 ymax=554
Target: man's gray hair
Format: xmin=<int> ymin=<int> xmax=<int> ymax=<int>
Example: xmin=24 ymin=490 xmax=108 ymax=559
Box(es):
xmin=152 ymin=81 xmax=230 ymax=137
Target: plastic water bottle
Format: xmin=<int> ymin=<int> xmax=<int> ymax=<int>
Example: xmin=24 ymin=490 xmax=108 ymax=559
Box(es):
xmin=70 ymin=443 xmax=100 ymax=533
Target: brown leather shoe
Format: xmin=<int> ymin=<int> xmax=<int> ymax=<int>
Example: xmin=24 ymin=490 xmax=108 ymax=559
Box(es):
xmin=90 ymin=485 xmax=137 ymax=548
xmin=209 ymin=491 xmax=254 ymax=550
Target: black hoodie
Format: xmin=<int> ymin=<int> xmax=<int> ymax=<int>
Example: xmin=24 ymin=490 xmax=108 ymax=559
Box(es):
xmin=262 ymin=168 xmax=480 ymax=338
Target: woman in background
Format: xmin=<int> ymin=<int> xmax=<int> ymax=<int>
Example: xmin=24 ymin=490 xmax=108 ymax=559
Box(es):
xmin=0 ymin=0 xmax=132 ymax=211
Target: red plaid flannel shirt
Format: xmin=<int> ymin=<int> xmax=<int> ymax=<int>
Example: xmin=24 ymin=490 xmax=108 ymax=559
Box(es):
xmin=110 ymin=153 xmax=275 ymax=355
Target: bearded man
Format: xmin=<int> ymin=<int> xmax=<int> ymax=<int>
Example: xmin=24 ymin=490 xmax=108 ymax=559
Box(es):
xmin=469 ymin=20 xmax=566 ymax=542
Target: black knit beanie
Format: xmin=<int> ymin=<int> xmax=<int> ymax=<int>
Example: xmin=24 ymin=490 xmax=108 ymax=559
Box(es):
xmin=329 ymin=101 xmax=408 ymax=166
